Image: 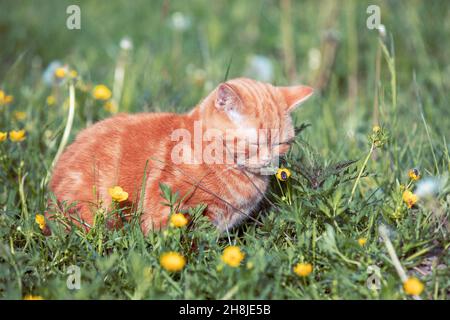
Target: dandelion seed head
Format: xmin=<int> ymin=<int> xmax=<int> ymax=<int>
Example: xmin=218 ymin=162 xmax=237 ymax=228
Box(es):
xmin=120 ymin=37 xmax=133 ymax=50
xmin=415 ymin=176 xmax=446 ymax=198
xmin=245 ymin=55 xmax=274 ymax=82
xmin=308 ymin=48 xmax=321 ymax=71
xmin=378 ymin=24 xmax=386 ymax=38
xmin=43 ymin=61 xmax=63 ymax=85
xmin=170 ymin=12 xmax=191 ymax=31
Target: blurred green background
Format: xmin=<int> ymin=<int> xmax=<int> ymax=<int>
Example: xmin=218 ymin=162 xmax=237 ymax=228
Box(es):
xmin=0 ymin=0 xmax=449 ymax=299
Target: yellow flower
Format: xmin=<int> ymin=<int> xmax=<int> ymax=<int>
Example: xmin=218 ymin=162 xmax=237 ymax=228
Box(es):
xmin=108 ymin=186 xmax=128 ymax=202
xmin=92 ymin=84 xmax=112 ymax=101
xmin=293 ymin=262 xmax=313 ymax=277
xmin=402 ymin=190 xmax=418 ymax=208
xmin=104 ymin=100 xmax=118 ymax=113
xmin=403 ymin=277 xmax=424 ymax=296
xmin=0 ymin=131 xmax=6 ymax=142
xmin=221 ymin=246 xmax=245 ymax=267
xmin=54 ymin=67 xmax=67 ymax=78
xmin=23 ymin=295 xmax=44 ymax=300
xmin=69 ymin=70 xmax=78 ymax=78
xmin=372 ymin=125 xmax=381 ymax=133
xmin=160 ymin=252 xmax=186 ymax=272
xmin=408 ymin=168 xmax=420 ymax=181
xmin=35 ymin=214 xmax=46 ymax=230
xmin=276 ymin=168 xmax=291 ymax=181
xmin=0 ymin=90 xmax=13 ymax=105
xmin=9 ymin=129 xmax=26 ymax=142
xmin=46 ymin=95 xmax=56 ymax=106
xmin=358 ymin=238 xmax=367 ymax=247
xmin=14 ymin=111 xmax=27 ymax=121
xmin=170 ymin=213 xmax=188 ymax=227
xmin=5 ymin=95 xmax=13 ymax=104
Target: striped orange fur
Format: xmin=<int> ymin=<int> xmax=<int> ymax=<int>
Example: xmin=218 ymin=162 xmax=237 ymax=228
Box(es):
xmin=49 ymin=78 xmax=313 ymax=234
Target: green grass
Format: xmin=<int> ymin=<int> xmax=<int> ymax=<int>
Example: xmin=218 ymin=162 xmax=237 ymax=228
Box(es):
xmin=0 ymin=0 xmax=449 ymax=299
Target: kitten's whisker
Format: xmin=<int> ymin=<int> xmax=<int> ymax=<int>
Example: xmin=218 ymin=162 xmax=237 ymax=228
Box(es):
xmin=237 ymin=166 xmax=281 ymax=213
xmin=223 ymin=142 xmax=282 ymax=213
xmin=225 ymin=220 xmax=232 ymax=245
xmin=179 ymin=168 xmax=214 ymax=204
xmin=149 ymin=157 xmax=264 ymax=226
xmin=273 ymin=138 xmax=295 ymax=146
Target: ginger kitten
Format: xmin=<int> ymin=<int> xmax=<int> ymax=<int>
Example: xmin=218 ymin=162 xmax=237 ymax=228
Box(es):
xmin=49 ymin=78 xmax=313 ymax=234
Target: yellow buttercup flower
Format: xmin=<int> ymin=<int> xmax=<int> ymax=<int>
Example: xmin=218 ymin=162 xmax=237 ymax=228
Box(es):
xmin=54 ymin=67 xmax=67 ymax=78
xmin=92 ymin=84 xmax=112 ymax=101
xmin=46 ymin=95 xmax=56 ymax=106
xmin=35 ymin=214 xmax=46 ymax=230
xmin=69 ymin=70 xmax=78 ymax=78
xmin=293 ymin=262 xmax=313 ymax=277
xmin=403 ymin=277 xmax=424 ymax=296
xmin=14 ymin=111 xmax=27 ymax=121
xmin=170 ymin=213 xmax=188 ymax=227
xmin=104 ymin=100 xmax=118 ymax=113
xmin=358 ymin=238 xmax=367 ymax=247
xmin=23 ymin=295 xmax=44 ymax=300
xmin=5 ymin=95 xmax=13 ymax=104
xmin=9 ymin=129 xmax=26 ymax=142
xmin=108 ymin=186 xmax=128 ymax=202
xmin=276 ymin=168 xmax=291 ymax=181
xmin=221 ymin=246 xmax=245 ymax=267
xmin=402 ymin=190 xmax=418 ymax=209
xmin=0 ymin=131 xmax=6 ymax=142
xmin=408 ymin=168 xmax=420 ymax=181
xmin=0 ymin=90 xmax=13 ymax=105
xmin=160 ymin=252 xmax=186 ymax=272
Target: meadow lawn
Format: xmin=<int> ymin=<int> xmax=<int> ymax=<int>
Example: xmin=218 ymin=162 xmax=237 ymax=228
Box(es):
xmin=0 ymin=0 xmax=448 ymax=299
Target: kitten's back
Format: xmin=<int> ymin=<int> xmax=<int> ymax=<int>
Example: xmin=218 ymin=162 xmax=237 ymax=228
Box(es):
xmin=49 ymin=112 xmax=187 ymax=225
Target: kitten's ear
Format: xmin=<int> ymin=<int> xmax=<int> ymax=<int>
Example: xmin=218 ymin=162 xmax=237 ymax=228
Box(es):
xmin=215 ymin=83 xmax=240 ymax=112
xmin=279 ymin=85 xmax=314 ymax=112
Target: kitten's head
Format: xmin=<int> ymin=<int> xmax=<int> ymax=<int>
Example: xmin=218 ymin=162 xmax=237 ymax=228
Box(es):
xmin=200 ymin=77 xmax=313 ymax=173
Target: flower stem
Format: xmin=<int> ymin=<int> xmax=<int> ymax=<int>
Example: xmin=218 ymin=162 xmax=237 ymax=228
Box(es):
xmin=46 ymin=82 xmax=76 ymax=184
xmin=18 ymin=169 xmax=29 ymax=221
xmin=276 ymin=178 xmax=285 ymax=199
xmin=379 ymin=225 xmax=407 ymax=281
xmin=379 ymin=225 xmax=421 ymax=300
xmin=348 ymin=142 xmax=375 ymax=204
